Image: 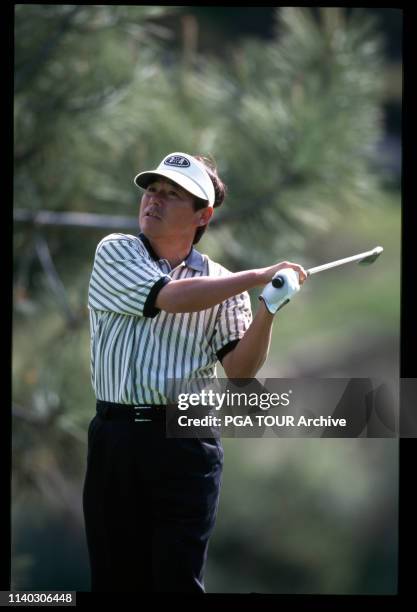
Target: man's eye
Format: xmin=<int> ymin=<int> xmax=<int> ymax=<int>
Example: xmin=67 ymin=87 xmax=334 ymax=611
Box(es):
xmin=169 ymin=191 xmax=179 ymax=197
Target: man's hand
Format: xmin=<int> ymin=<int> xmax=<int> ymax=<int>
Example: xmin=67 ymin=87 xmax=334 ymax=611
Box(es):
xmin=259 ymin=268 xmax=302 ymax=315
xmin=260 ymin=261 xmax=307 ymax=285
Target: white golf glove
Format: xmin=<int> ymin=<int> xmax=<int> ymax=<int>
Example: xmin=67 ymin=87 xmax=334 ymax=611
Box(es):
xmin=259 ymin=268 xmax=301 ymax=315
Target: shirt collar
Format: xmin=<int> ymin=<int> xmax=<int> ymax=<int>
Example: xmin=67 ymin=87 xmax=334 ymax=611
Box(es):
xmin=139 ymin=233 xmax=205 ymax=272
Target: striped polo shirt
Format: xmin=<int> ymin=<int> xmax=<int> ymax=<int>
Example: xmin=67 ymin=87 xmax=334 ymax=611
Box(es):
xmin=88 ymin=232 xmax=253 ymax=404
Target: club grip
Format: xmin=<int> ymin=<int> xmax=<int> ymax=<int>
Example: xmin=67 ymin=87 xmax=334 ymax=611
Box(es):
xmin=272 ymin=275 xmax=285 ymax=288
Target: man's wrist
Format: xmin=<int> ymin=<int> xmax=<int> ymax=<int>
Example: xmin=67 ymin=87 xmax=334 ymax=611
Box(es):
xmin=248 ymin=268 xmax=271 ymax=288
xmin=258 ymin=298 xmax=276 ymax=318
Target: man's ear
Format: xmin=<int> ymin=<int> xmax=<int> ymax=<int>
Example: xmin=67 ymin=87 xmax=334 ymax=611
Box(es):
xmin=198 ymin=207 xmax=214 ymax=226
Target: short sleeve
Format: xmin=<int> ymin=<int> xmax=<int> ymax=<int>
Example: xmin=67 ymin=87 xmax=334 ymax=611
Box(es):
xmin=88 ymin=235 xmax=171 ymax=318
xmin=210 ymin=291 xmax=253 ymax=361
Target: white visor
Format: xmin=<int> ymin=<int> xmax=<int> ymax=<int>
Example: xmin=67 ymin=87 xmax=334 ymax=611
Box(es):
xmin=134 ymin=152 xmax=215 ymax=207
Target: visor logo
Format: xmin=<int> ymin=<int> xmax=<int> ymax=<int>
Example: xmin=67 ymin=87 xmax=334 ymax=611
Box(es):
xmin=164 ymin=155 xmax=191 ymax=168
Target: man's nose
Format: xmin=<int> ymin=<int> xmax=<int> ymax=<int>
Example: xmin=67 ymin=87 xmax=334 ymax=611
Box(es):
xmin=150 ymin=191 xmax=164 ymax=205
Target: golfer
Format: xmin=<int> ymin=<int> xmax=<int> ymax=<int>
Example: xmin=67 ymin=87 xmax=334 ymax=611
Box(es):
xmin=82 ymin=152 xmax=307 ymax=593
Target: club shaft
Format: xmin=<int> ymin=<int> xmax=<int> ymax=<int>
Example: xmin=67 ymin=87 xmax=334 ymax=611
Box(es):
xmin=307 ymin=249 xmax=377 ymax=275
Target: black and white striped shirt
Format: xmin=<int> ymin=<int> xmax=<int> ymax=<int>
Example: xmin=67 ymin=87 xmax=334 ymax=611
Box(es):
xmin=88 ymin=233 xmax=253 ymax=404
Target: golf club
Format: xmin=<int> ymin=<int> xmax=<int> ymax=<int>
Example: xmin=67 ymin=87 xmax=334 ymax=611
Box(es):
xmin=307 ymin=245 xmax=384 ymax=276
xmin=271 ymin=246 xmax=383 ymax=288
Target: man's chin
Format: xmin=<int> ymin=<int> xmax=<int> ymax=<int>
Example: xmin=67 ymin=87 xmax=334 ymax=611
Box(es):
xmin=140 ymin=217 xmax=163 ymax=234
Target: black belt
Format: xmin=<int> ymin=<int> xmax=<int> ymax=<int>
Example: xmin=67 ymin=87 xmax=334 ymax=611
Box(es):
xmin=96 ymin=399 xmax=167 ymax=422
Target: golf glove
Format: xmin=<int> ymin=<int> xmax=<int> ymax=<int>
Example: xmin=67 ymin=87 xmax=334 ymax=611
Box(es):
xmin=259 ymin=268 xmax=300 ymax=315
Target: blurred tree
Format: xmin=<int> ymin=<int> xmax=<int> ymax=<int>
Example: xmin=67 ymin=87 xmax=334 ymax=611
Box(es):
xmin=188 ymin=7 xmax=385 ymax=267
xmin=14 ymin=5 xmax=180 ymax=214
xmin=15 ymin=7 xmax=385 ymax=268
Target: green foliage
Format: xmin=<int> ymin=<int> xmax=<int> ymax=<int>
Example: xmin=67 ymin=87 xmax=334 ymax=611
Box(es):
xmin=14 ymin=5 xmax=179 ymax=215
xmin=260 ymin=191 xmax=401 ymax=378
xmin=207 ymin=438 xmax=397 ymax=594
xmin=15 ymin=7 xmax=386 ymax=265
xmin=194 ymin=7 xmax=385 ymax=266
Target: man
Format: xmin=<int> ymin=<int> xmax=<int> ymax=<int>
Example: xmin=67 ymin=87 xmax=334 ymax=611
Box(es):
xmin=83 ymin=152 xmax=307 ymax=593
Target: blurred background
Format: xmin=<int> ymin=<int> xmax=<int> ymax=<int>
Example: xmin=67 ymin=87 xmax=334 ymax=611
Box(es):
xmin=13 ymin=6 xmax=401 ymax=593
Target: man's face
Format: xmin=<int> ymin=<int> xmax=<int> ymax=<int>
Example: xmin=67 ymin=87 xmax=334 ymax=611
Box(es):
xmin=139 ymin=178 xmax=211 ymax=241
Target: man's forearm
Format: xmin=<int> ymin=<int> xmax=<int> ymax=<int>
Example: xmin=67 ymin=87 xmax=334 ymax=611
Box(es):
xmin=221 ymin=302 xmax=275 ymax=378
xmin=156 ymin=260 xmax=307 ymax=314
xmin=155 ymin=270 xmax=265 ymax=313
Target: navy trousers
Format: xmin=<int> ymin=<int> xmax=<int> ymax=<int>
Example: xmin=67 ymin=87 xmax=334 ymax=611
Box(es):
xmin=82 ymin=402 xmax=223 ymax=593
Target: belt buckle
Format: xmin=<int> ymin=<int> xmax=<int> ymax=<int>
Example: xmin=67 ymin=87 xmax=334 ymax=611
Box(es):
xmin=134 ymin=405 xmax=152 ymax=423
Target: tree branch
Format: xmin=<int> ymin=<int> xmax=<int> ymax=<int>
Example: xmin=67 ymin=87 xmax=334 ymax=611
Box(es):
xmin=34 ymin=232 xmax=79 ymax=327
xmin=15 ymin=6 xmax=83 ymax=93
